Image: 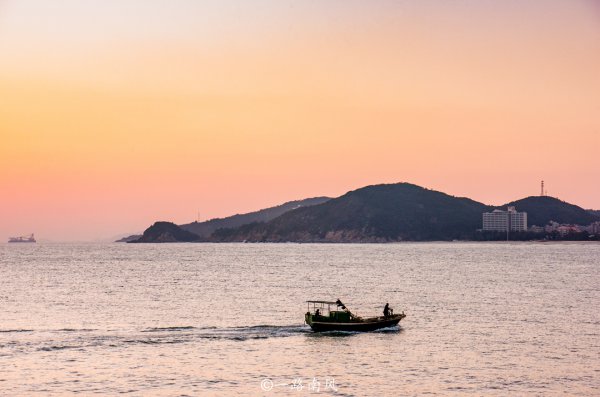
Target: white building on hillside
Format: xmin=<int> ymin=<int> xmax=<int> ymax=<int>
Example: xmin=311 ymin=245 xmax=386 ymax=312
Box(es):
xmin=482 ymin=206 xmax=527 ymax=232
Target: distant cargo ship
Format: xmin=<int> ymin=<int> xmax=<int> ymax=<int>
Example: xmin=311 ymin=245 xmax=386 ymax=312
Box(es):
xmin=8 ymin=234 xmax=36 ymax=243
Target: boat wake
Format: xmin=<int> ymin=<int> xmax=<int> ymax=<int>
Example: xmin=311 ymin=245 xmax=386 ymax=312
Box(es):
xmin=374 ymin=325 xmax=403 ymax=333
xmin=0 ymin=329 xmax=34 ymax=333
xmin=308 ymin=325 xmax=402 ymax=337
xmin=0 ymin=324 xmax=312 ymax=356
xmin=141 ymin=326 xmax=200 ymax=332
xmin=0 ymin=323 xmax=404 ymax=356
xmin=0 ymin=323 xmax=405 ymax=354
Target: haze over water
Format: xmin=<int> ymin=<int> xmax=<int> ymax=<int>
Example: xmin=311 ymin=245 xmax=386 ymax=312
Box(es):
xmin=1 ymin=242 xmax=598 ymax=396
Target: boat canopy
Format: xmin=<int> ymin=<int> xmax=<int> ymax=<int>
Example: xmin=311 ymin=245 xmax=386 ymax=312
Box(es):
xmin=306 ymin=300 xmax=340 ymax=315
xmin=306 ymin=300 xmax=337 ymax=304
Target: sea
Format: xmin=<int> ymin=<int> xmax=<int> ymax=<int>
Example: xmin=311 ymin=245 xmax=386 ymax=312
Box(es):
xmin=0 ymin=242 xmax=598 ymax=396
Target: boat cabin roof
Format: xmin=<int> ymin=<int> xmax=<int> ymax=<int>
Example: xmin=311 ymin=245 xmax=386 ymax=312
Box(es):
xmin=306 ymin=300 xmax=337 ymax=304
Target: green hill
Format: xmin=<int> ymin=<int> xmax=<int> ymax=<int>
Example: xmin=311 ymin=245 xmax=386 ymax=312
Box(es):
xmin=502 ymin=196 xmax=600 ymax=226
xmin=115 ymin=234 xmax=142 ymax=243
xmin=132 ymin=185 xmax=599 ymax=243
xmin=212 ymin=183 xmax=492 ymax=242
xmin=180 ymin=197 xmax=330 ymax=237
xmin=130 ymin=222 xmax=200 ymax=243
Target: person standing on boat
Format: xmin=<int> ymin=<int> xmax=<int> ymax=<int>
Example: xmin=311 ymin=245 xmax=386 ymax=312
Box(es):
xmin=383 ymin=303 xmax=390 ymax=317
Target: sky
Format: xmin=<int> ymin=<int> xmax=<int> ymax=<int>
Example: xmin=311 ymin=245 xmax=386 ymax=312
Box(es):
xmin=1 ymin=0 xmax=599 ymax=241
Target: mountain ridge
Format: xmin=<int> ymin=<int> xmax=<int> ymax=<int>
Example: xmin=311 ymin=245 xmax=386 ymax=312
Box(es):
xmin=179 ymin=197 xmax=330 ymax=237
xmin=131 ymin=222 xmax=200 ymax=243
xmin=212 ymin=183 xmax=493 ymax=242
xmin=132 ymin=183 xmax=599 ymax=243
xmin=588 ymin=209 xmax=600 ymax=217
xmin=501 ymin=196 xmax=598 ymax=226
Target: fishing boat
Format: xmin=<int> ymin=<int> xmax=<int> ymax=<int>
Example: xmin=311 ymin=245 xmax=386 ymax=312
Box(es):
xmin=304 ymin=300 xmax=405 ymax=332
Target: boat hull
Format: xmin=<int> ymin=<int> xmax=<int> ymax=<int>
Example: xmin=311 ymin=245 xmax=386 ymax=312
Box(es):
xmin=8 ymin=234 xmax=36 ymax=243
xmin=305 ymin=314 xmax=404 ymax=332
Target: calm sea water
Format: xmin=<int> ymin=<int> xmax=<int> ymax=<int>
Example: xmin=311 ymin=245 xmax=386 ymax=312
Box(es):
xmin=0 ymin=242 xmax=598 ymax=396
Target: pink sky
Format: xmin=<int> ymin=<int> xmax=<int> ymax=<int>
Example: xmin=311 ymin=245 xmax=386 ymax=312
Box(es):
xmin=1 ymin=1 xmax=599 ymax=241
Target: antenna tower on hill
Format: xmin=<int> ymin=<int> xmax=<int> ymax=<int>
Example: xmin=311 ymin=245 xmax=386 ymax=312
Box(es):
xmin=540 ymin=181 xmax=545 ymax=196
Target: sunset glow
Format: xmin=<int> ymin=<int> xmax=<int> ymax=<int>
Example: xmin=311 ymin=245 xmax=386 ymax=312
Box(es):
xmin=1 ymin=1 xmax=599 ymax=240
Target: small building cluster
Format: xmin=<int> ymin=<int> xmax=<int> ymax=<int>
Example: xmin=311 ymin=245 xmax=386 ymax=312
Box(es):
xmin=542 ymin=221 xmax=600 ymax=237
xmin=480 ymin=183 xmax=598 ymax=239
xmin=482 ymin=207 xmax=600 ymax=238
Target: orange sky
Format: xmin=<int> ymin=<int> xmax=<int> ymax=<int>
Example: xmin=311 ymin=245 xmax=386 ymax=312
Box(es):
xmin=1 ymin=1 xmax=599 ymax=241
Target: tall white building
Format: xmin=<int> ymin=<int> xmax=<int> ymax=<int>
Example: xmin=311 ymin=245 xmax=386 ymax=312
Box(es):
xmin=482 ymin=206 xmax=527 ymax=232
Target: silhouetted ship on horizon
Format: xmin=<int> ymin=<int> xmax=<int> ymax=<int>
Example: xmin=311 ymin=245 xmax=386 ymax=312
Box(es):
xmin=8 ymin=234 xmax=36 ymax=243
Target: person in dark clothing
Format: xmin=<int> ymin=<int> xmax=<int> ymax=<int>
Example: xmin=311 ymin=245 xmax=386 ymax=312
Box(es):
xmin=315 ymin=309 xmax=321 ymax=317
xmin=383 ymin=303 xmax=390 ymax=317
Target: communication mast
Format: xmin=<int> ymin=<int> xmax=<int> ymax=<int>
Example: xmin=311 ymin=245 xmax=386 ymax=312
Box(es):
xmin=541 ymin=180 xmax=545 ymax=196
